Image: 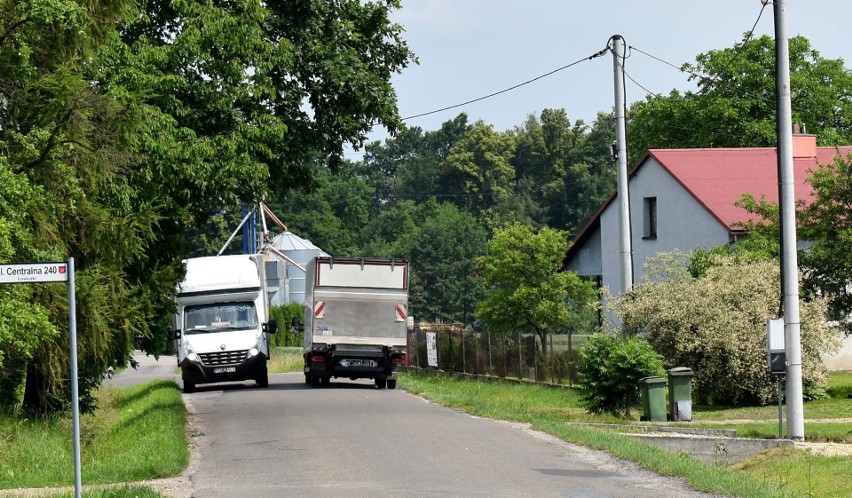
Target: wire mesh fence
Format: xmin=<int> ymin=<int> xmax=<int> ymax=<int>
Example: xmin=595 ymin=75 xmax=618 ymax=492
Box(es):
xmin=406 ymin=323 xmax=589 ymax=385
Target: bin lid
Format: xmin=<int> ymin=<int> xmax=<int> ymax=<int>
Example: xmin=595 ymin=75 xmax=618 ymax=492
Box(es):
xmin=639 ymin=376 xmax=667 ymax=384
xmin=668 ymin=366 xmax=694 ymax=376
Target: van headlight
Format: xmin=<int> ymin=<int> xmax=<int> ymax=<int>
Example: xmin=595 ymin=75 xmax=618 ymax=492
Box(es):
xmin=249 ymin=347 xmax=259 ymax=357
xmin=187 ymin=352 xmax=198 ymax=362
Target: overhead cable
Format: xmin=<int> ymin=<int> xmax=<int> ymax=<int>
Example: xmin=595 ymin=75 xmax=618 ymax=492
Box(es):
xmin=402 ymin=45 xmax=610 ymax=121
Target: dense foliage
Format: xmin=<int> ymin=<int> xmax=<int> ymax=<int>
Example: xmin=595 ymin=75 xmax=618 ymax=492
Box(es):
xmin=476 ymin=223 xmax=597 ymax=354
xmin=628 ymin=35 xmax=852 ymax=160
xmin=616 ymin=253 xmax=840 ymax=405
xmin=5 ymin=0 xmax=852 ymax=421
xmin=800 ymin=153 xmax=852 ymax=335
xmin=0 ymin=0 xmax=414 ymax=415
xmin=576 ymin=333 xmax=665 ymax=417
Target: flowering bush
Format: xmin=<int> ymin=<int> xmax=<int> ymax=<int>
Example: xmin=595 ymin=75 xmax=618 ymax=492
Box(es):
xmin=615 ymin=252 xmax=840 ymax=405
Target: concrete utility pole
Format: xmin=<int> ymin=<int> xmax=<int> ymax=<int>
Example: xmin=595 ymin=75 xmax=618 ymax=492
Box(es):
xmin=773 ymin=0 xmax=805 ymax=440
xmin=611 ymin=34 xmax=633 ymax=295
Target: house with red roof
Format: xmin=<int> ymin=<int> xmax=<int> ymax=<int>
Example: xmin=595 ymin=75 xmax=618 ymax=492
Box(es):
xmin=564 ymin=133 xmax=852 ymax=330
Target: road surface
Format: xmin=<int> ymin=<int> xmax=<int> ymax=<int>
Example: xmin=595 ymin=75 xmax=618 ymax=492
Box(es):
xmin=107 ymin=352 xmax=719 ymax=498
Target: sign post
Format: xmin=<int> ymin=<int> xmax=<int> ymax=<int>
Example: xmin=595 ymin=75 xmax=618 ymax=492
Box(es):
xmin=0 ymin=259 xmax=79 ymax=497
xmin=767 ymin=318 xmax=786 ymax=439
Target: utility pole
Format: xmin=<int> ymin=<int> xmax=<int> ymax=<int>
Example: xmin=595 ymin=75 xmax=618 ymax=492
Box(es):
xmin=611 ymin=35 xmax=633 ymax=296
xmin=773 ymin=0 xmax=805 ymax=440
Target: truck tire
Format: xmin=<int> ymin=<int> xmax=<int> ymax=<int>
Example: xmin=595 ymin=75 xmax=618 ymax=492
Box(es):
xmin=304 ymin=373 xmax=311 ymax=384
xmin=311 ymin=374 xmax=320 ymax=388
xmin=183 ymin=380 xmax=195 ymax=394
xmin=387 ymin=379 xmax=397 ymax=390
xmin=375 ymin=378 xmax=387 ymax=389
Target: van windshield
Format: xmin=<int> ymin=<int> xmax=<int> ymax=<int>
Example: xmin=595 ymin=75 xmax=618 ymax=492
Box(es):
xmin=185 ymin=302 xmax=258 ymax=334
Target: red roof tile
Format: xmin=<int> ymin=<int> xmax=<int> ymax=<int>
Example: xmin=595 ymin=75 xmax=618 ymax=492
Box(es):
xmin=647 ymin=146 xmax=852 ymax=230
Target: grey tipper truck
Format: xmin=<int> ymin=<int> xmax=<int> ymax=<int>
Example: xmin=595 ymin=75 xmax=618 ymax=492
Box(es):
xmin=300 ymin=256 xmax=409 ymax=389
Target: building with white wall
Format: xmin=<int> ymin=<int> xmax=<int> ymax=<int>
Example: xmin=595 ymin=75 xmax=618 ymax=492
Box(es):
xmin=565 ymin=134 xmax=852 ymax=335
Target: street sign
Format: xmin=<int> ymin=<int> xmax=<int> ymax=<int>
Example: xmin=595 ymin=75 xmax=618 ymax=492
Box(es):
xmin=426 ymin=331 xmax=438 ymax=367
xmin=0 ymin=262 xmax=69 ymax=283
xmin=0 ymin=259 xmax=79 ymax=497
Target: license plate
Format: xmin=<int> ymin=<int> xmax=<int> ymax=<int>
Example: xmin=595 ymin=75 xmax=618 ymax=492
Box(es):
xmin=339 ymin=359 xmax=376 ymax=368
xmin=213 ymin=367 xmax=236 ymax=374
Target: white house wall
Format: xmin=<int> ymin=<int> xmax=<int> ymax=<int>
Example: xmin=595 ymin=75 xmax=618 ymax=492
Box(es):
xmin=595 ymin=158 xmax=730 ymax=325
xmin=565 ymin=224 xmax=601 ymax=277
xmin=629 ymin=158 xmax=730 ymax=284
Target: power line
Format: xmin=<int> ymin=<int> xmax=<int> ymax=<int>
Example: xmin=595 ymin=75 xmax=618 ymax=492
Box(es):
xmin=627 ymin=1 xmax=768 ymax=98
xmin=401 ymin=45 xmax=611 ymax=121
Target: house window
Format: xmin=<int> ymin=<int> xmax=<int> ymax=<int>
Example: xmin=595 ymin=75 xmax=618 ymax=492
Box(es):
xmin=643 ymin=197 xmax=657 ymax=239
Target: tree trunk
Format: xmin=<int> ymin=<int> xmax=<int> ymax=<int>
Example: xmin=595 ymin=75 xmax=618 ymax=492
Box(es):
xmin=22 ymin=360 xmax=46 ymax=416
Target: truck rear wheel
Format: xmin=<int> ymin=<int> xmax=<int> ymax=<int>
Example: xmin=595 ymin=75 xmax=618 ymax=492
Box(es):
xmin=310 ymin=374 xmax=320 ymax=388
xmin=375 ymin=378 xmax=387 ymax=389
xmin=387 ymin=379 xmax=397 ymax=390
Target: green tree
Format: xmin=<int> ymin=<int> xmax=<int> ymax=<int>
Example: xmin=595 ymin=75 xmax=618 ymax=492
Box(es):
xmin=476 ymin=223 xmax=596 ymax=355
xmin=444 ymin=122 xmax=517 ymax=229
xmin=800 ymin=152 xmax=852 ymax=334
xmin=404 ymin=201 xmax=487 ymax=324
xmin=628 ymin=35 xmax=852 ymax=160
xmin=512 ymin=109 xmax=616 ymax=235
xmin=1 ymin=0 xmax=414 ymax=415
xmin=271 ymin=165 xmax=371 ymax=256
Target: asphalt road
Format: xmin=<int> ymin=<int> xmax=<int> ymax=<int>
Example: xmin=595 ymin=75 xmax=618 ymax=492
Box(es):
xmin=107 ymin=352 xmax=719 ymax=498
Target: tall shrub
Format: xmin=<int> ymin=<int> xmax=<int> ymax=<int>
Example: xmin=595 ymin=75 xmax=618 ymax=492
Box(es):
xmin=269 ymin=303 xmax=305 ymax=348
xmin=576 ymin=333 xmax=665 ymax=417
xmin=616 ymin=253 xmax=839 ymax=405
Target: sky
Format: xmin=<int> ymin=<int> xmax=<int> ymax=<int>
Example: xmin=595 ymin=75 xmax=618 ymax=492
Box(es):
xmin=348 ymin=0 xmax=852 ymax=159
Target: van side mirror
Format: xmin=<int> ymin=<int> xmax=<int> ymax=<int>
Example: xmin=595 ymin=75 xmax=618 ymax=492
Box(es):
xmin=167 ymin=329 xmax=181 ymax=340
xmin=290 ymin=316 xmax=304 ymax=333
xmin=263 ymin=319 xmax=278 ymax=334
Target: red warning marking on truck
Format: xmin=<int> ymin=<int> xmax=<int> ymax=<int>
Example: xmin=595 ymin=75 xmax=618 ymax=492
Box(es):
xmin=314 ymin=301 xmax=326 ymax=319
xmin=395 ymin=304 xmax=407 ymax=322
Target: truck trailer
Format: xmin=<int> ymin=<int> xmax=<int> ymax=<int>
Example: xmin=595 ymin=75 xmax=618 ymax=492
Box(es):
xmin=170 ymin=254 xmax=277 ymax=393
xmin=301 ymin=256 xmax=409 ymax=389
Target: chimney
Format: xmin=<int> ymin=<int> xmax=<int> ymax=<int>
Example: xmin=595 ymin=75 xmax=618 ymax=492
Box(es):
xmin=792 ymin=123 xmax=816 ymax=158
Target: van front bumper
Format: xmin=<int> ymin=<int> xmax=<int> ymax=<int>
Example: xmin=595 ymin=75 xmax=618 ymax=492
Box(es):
xmin=181 ymin=350 xmax=268 ymax=385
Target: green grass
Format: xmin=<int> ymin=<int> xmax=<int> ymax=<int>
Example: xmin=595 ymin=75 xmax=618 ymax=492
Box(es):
xmin=730 ymin=447 xmax=852 ymax=498
xmin=682 ymin=371 xmax=852 ymax=442
xmin=0 ymin=380 xmax=187 ymax=490
xmin=25 ymin=485 xmax=167 ymax=497
xmin=268 ymin=346 xmax=303 ymax=373
xmin=399 ymin=371 xmax=852 ymax=498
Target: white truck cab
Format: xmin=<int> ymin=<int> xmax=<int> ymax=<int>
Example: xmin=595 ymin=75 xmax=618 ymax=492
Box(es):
xmin=170 ymin=254 xmax=277 ymax=393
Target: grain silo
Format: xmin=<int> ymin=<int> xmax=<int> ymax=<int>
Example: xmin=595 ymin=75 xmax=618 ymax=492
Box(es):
xmin=266 ymin=231 xmax=328 ymax=306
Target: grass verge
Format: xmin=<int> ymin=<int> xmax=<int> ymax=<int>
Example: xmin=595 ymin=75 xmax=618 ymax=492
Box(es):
xmin=0 ymin=380 xmax=187 ymax=491
xmin=730 ymin=447 xmax=851 ymax=498
xmin=268 ymin=346 xmax=303 ymax=373
xmin=399 ymin=371 xmax=851 ymax=498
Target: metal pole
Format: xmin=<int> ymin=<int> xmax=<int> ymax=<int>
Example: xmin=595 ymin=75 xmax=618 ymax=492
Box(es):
xmin=777 ymin=375 xmax=784 ymax=439
xmin=218 ymin=207 xmax=255 ymax=255
xmin=68 ymin=257 xmax=81 ymax=498
xmin=611 ymin=35 xmax=633 ymax=296
xmin=773 ymin=0 xmax=805 ymax=441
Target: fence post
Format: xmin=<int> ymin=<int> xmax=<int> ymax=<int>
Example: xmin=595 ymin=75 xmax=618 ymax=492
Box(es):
xmin=517 ymin=331 xmax=522 ymax=380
